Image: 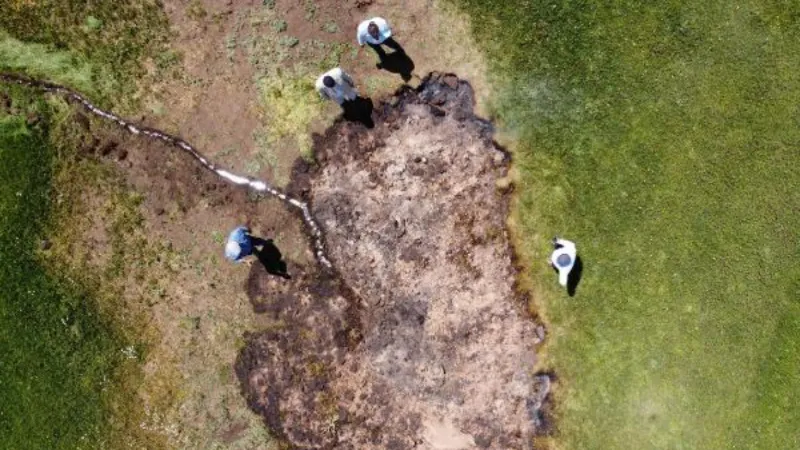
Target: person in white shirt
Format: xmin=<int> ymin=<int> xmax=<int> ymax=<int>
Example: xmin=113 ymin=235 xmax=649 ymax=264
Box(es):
xmin=550 ymin=237 xmax=577 ymax=287
xmin=356 ymin=17 xmax=404 ymax=64
xmin=315 ymin=67 xmax=357 ymax=106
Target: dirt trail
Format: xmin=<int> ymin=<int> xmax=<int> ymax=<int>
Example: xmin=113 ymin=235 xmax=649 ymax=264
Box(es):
xmin=238 ymin=74 xmax=546 ymax=449
xmin=0 ymin=73 xmax=331 ymax=268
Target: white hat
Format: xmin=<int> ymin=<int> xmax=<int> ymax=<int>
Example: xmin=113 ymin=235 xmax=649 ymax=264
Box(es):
xmin=225 ymin=241 xmax=242 ymax=261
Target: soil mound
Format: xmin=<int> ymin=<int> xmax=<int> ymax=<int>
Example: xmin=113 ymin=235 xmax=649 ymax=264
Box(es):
xmin=237 ymin=74 xmax=540 ymax=449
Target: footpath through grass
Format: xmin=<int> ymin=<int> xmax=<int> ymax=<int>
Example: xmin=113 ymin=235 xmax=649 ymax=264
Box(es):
xmin=453 ymin=0 xmax=800 ymax=448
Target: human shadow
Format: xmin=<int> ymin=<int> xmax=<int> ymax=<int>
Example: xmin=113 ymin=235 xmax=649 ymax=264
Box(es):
xmin=251 ymin=236 xmax=291 ymax=279
xmin=377 ymin=47 xmax=415 ymax=82
xmin=567 ymin=256 xmax=583 ymax=297
xmin=342 ymin=96 xmax=374 ymax=129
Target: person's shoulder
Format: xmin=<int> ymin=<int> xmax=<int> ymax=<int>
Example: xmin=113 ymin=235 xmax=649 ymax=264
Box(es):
xmin=227 ymin=228 xmax=243 ymax=242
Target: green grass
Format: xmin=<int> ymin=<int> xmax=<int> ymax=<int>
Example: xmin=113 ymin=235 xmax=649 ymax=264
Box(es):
xmin=0 ymin=89 xmax=125 ymax=449
xmin=0 ymin=31 xmax=109 ymax=95
xmin=453 ymin=0 xmax=800 ymax=448
xmin=0 ymin=0 xmax=170 ymax=108
xmin=257 ymin=74 xmax=322 ymax=163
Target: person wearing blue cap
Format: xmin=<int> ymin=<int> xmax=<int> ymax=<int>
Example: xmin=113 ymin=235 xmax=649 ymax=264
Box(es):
xmin=225 ymin=226 xmax=254 ymax=262
xmin=550 ymin=237 xmax=577 ymax=287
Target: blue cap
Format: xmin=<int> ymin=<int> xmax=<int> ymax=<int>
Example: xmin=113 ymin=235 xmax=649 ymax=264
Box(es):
xmin=556 ymin=253 xmax=572 ymax=268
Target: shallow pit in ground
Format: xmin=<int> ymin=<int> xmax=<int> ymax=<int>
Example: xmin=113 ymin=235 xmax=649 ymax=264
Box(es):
xmin=237 ymin=73 xmax=544 ymax=449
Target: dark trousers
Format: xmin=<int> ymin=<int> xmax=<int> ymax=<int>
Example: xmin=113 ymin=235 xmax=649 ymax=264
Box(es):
xmin=368 ymin=37 xmax=404 ymax=58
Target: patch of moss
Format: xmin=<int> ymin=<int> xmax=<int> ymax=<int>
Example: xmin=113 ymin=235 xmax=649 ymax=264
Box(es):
xmin=257 ymin=74 xmax=324 ymax=167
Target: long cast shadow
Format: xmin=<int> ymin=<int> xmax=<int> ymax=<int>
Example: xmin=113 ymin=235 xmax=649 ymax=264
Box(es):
xmin=567 ymin=256 xmax=583 ymax=297
xmin=251 ymin=236 xmax=291 ymax=279
xmin=378 ymin=50 xmax=415 ymax=82
xmin=342 ymin=96 xmax=374 ymax=129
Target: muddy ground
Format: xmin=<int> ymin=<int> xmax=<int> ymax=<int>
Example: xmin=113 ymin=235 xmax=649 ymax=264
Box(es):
xmin=37 ymin=59 xmax=546 ymax=450
xmin=59 ymin=73 xmax=549 ymax=449
xmin=237 ymin=74 xmax=546 ymax=449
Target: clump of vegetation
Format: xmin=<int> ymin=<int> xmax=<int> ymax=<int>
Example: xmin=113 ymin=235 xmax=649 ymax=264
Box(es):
xmin=303 ymin=0 xmax=317 ymax=21
xmin=278 ymin=35 xmax=300 ymax=48
xmin=257 ymin=75 xmax=321 ymax=165
xmin=83 ymin=15 xmax=103 ymax=32
xmin=272 ymin=19 xmax=288 ymax=33
xmin=453 ymin=0 xmax=800 ymax=448
xmin=323 ymin=20 xmax=340 ymax=34
xmin=186 ymin=0 xmax=207 ymax=21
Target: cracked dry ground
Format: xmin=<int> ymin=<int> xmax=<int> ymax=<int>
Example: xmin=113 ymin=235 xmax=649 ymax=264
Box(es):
xmin=237 ymin=74 xmax=543 ymax=449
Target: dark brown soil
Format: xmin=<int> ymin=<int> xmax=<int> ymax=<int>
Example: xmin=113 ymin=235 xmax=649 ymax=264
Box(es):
xmin=72 ymin=101 xmax=310 ymax=264
xmin=237 ymin=265 xmax=361 ymax=448
xmin=237 ymin=74 xmax=541 ymax=449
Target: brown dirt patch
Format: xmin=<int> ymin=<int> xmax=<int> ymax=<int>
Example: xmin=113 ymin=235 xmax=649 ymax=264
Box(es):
xmin=144 ymin=0 xmax=489 ymax=188
xmin=56 ymin=104 xmax=318 ymax=447
xmin=40 ymin=1 xmax=497 ymax=447
xmin=237 ymin=74 xmax=539 ymax=449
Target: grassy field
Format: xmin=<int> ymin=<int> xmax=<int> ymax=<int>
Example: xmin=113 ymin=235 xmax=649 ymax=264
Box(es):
xmin=452 ymin=0 xmax=800 ymax=448
xmin=0 ymin=2 xmax=171 ymax=447
xmin=0 ymin=0 xmax=169 ymax=108
xmin=0 ymin=89 xmax=125 ymax=449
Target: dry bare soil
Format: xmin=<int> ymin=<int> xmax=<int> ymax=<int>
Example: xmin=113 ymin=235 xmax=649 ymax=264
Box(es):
xmin=147 ymin=0 xmax=489 ymax=185
xmin=237 ymin=74 xmax=544 ymax=449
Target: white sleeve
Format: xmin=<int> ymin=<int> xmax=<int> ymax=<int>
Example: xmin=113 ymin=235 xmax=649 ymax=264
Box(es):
xmin=315 ymin=78 xmax=327 ymax=98
xmin=556 ymin=238 xmax=576 ymax=251
xmin=380 ymin=18 xmax=392 ymax=39
xmin=356 ymin=22 xmax=366 ymax=45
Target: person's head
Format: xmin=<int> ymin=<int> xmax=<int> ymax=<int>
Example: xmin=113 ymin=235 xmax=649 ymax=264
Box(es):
xmin=557 ymin=253 xmax=572 ymax=268
xmin=367 ymin=22 xmax=380 ymax=39
xmin=323 ymin=75 xmax=336 ymax=88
